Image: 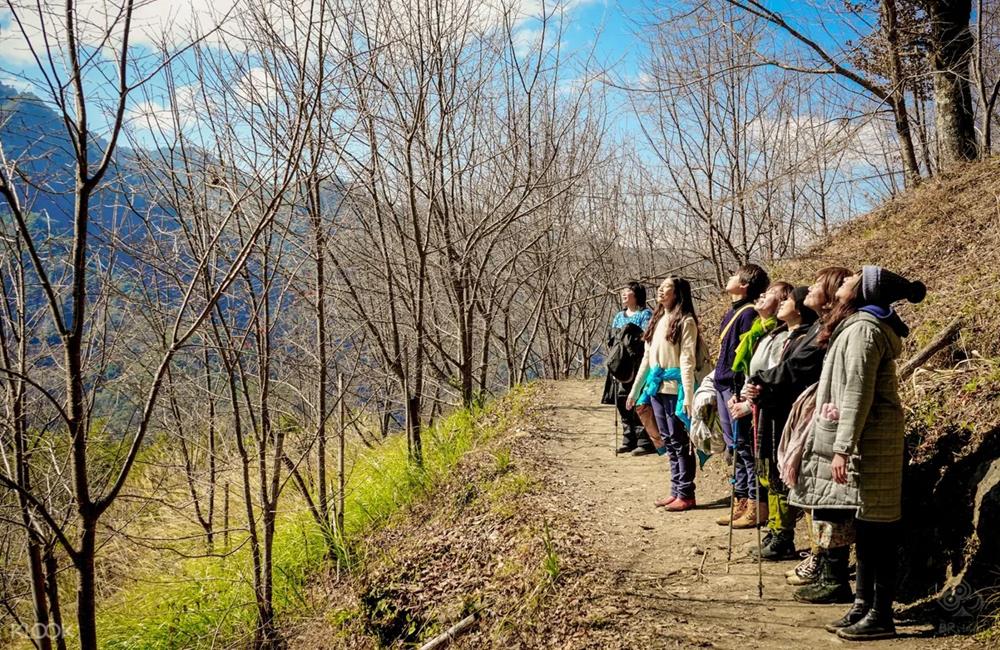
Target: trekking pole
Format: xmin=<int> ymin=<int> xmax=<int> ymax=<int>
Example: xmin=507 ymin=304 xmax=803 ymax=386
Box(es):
xmin=726 ymin=416 xmax=739 ymax=571
xmin=752 ymin=403 xmax=764 ymax=600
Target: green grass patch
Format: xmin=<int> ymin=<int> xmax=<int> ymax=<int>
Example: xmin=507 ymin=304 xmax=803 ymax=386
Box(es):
xmin=95 ymin=384 xmax=535 ymax=649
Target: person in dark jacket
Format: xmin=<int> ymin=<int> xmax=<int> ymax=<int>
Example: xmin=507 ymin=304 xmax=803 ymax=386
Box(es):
xmin=601 ymin=282 xmax=654 ymax=454
xmin=745 ymin=285 xmax=818 ymax=559
xmin=745 ymin=266 xmax=853 ymax=599
xmin=715 ymin=263 xmax=769 ymax=527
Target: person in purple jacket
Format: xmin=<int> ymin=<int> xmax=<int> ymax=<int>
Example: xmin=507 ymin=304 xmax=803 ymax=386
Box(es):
xmin=714 ymin=263 xmax=770 ymax=528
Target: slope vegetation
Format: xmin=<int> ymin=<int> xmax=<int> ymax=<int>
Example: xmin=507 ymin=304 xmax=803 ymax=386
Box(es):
xmin=774 ymin=158 xmax=1000 ymax=623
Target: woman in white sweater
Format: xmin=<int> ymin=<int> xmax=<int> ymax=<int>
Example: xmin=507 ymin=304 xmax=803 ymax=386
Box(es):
xmin=626 ymin=276 xmax=705 ymax=511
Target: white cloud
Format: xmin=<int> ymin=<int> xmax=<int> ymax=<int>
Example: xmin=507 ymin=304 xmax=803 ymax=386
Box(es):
xmin=512 ymin=26 xmax=542 ymax=57
xmin=0 ymin=1 xmax=241 ymax=69
xmin=126 ymin=83 xmax=201 ymax=136
xmin=0 ymin=71 xmax=36 ymax=93
xmin=236 ymin=66 xmax=281 ymax=111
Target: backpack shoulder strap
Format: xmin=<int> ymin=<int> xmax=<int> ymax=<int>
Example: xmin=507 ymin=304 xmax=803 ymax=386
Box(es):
xmin=719 ymin=304 xmax=755 ymax=343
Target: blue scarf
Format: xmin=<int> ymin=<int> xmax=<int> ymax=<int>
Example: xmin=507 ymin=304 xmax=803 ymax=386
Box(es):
xmin=636 ymin=364 xmax=692 ymax=429
xmin=859 ymin=304 xmax=910 ymax=338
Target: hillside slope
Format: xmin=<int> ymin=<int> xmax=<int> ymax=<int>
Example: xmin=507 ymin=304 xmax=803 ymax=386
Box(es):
xmin=773 ymin=158 xmax=1000 ymax=620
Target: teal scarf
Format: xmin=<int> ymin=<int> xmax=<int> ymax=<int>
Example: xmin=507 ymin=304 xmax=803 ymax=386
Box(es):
xmin=636 ymin=364 xmax=692 ymax=429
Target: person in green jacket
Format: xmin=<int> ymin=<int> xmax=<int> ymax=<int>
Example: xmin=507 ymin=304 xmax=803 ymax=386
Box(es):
xmin=789 ymin=266 xmax=925 ymax=641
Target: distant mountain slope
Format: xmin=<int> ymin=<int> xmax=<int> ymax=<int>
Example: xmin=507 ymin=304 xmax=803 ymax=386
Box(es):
xmin=0 ymin=82 xmax=80 ymax=228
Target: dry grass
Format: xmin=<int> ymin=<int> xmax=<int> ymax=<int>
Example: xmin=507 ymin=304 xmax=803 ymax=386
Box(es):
xmin=763 ymin=158 xmax=1000 ymax=460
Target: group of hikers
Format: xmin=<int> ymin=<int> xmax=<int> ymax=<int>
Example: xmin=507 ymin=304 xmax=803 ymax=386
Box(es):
xmin=600 ymin=264 xmax=926 ymax=641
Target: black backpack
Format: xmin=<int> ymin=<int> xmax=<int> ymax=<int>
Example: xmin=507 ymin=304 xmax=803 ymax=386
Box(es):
xmin=607 ymin=322 xmax=645 ymax=384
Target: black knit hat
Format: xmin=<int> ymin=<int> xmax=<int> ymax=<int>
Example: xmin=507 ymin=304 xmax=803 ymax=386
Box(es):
xmin=792 ymin=286 xmax=818 ymax=324
xmin=861 ymin=266 xmax=927 ymax=307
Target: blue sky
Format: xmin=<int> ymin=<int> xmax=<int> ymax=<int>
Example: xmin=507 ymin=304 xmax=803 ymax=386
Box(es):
xmin=555 ymin=0 xmax=868 ymax=76
xmin=0 ymin=0 xmax=885 ymax=173
xmin=0 ymin=0 xmax=869 ymax=110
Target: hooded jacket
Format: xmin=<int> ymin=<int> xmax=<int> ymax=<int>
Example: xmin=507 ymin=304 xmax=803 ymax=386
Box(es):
xmin=788 ymin=311 xmax=906 ymax=522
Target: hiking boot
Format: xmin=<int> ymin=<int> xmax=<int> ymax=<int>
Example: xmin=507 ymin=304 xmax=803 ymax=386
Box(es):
xmin=616 ymin=444 xmax=637 ymax=454
xmin=825 ymin=601 xmax=870 ymax=633
xmin=748 ymin=530 xmax=774 ymax=559
xmin=654 ymin=496 xmax=676 ymax=508
xmin=794 ymin=575 xmax=852 ymax=604
xmin=760 ymin=530 xmax=797 ymax=561
xmin=665 ymin=497 xmax=696 ymax=512
xmin=716 ymin=498 xmax=748 ymax=526
xmin=732 ymin=500 xmax=768 ymax=529
xmin=794 ymin=548 xmax=853 ymax=604
xmin=632 ymin=445 xmax=656 ymax=456
xmin=786 ymin=552 xmax=821 ymax=585
xmin=836 ymin=609 xmax=896 ymax=641
xmin=747 ymin=528 xmax=774 ymax=560
xmin=786 ymin=551 xmax=811 ymax=577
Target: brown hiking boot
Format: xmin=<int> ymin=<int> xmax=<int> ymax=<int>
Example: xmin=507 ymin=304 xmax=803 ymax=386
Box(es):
xmin=732 ymin=499 xmax=768 ymax=529
xmin=717 ymin=498 xmax=748 ymax=526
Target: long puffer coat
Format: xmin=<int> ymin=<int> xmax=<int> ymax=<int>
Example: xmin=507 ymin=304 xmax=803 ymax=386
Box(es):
xmin=788 ymin=312 xmax=905 ymax=522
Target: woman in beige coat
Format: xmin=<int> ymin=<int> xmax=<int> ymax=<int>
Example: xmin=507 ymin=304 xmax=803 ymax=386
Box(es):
xmin=790 ymin=266 xmax=925 ymax=641
xmin=626 ymin=277 xmax=706 ymax=511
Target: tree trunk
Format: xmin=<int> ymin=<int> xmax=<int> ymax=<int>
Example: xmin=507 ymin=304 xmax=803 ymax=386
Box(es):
xmin=926 ymin=0 xmax=978 ymax=165
xmin=75 ymin=522 xmax=98 ymax=650
xmin=204 ymin=349 xmax=216 ymax=551
xmin=24 ymin=534 xmax=52 ymax=650
xmin=44 ymin=549 xmax=67 ymax=650
xmin=407 ymin=394 xmax=423 ymax=466
xmin=883 ymin=0 xmax=923 ymax=187
xmin=311 ymin=175 xmax=330 ymax=536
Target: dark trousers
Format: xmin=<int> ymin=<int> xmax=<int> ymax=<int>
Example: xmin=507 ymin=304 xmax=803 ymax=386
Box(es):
xmin=651 ymin=393 xmax=695 ymax=499
xmin=616 ymin=381 xmax=650 ymax=448
xmin=716 ymin=385 xmax=759 ymax=500
xmin=855 ymin=519 xmax=899 ymax=612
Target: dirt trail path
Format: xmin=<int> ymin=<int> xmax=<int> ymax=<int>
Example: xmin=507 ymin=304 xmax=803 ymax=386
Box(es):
xmin=538 ymin=380 xmax=978 ymax=650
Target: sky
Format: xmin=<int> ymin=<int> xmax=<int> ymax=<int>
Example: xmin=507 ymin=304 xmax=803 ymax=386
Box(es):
xmin=0 ymin=0 xmax=867 ymax=121
xmin=0 ymin=0 xmax=892 ymax=193
xmin=0 ymin=0 xmax=900 ymax=233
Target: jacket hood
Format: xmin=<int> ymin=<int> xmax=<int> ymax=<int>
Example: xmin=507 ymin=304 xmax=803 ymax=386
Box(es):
xmin=835 ymin=311 xmax=903 ymax=359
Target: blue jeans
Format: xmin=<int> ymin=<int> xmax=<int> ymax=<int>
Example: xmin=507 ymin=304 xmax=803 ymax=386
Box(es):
xmin=651 ymin=393 xmax=695 ymax=500
xmin=715 ymin=385 xmax=761 ymax=501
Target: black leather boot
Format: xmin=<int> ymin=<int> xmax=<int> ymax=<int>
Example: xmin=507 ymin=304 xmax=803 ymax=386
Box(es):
xmin=825 ymin=600 xmax=870 ymax=633
xmin=836 ymin=608 xmax=896 ymax=641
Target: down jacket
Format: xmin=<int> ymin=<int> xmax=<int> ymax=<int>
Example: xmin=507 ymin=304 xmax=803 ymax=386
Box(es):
xmin=788 ymin=312 xmax=905 ymax=522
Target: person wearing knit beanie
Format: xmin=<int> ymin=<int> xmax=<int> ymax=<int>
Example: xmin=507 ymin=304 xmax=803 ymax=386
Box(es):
xmin=793 ymin=266 xmax=927 ymax=641
xmin=861 ymin=266 xmax=927 ymax=307
xmin=857 ymin=267 xmax=926 ymax=338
